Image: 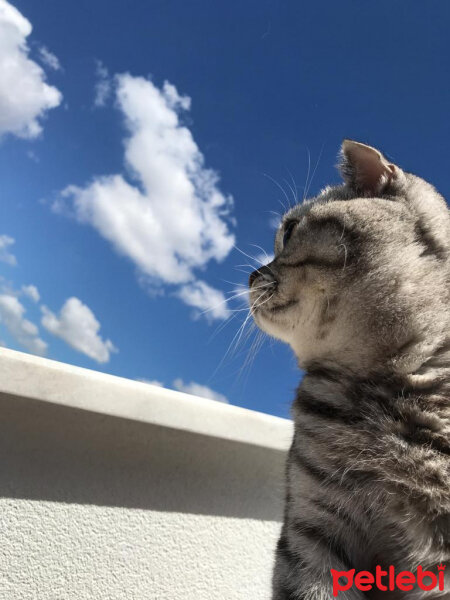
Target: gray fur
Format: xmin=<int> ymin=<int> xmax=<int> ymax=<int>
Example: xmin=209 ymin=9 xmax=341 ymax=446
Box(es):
xmin=249 ymin=140 xmax=450 ymax=599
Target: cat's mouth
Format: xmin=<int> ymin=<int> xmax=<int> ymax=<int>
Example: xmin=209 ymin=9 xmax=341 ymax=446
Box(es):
xmin=267 ymin=299 xmax=298 ymax=313
xmin=251 ymin=294 xmax=298 ymax=317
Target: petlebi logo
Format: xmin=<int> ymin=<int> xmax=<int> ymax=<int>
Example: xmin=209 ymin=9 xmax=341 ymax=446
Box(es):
xmin=331 ymin=564 xmax=446 ymax=597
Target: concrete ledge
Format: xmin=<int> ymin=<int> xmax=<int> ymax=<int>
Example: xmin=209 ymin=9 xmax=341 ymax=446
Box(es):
xmin=0 ymin=348 xmax=293 ymax=451
xmin=0 ymin=348 xmax=289 ymax=599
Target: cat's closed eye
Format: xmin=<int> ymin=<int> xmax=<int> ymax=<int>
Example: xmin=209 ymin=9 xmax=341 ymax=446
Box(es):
xmin=282 ymin=220 xmax=299 ymax=247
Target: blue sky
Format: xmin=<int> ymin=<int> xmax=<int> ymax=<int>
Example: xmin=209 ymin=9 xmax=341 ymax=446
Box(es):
xmin=0 ymin=0 xmax=449 ymax=417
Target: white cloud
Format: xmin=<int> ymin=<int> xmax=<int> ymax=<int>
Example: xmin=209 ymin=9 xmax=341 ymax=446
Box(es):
xmin=173 ymin=378 xmax=229 ymax=403
xmin=137 ymin=378 xmax=164 ymax=387
xmin=255 ymin=252 xmax=274 ymax=265
xmin=58 ymin=73 xmax=234 ymax=320
xmin=0 ymin=0 xmax=62 ymax=138
xmin=138 ymin=376 xmax=229 ymax=403
xmin=41 ymin=297 xmax=117 ymax=363
xmin=21 ymin=284 xmax=40 ymax=302
xmin=0 ymin=234 xmax=17 ymax=265
xmin=38 ymin=46 xmax=61 ymax=71
xmin=269 ymin=215 xmax=281 ymax=230
xmin=177 ymin=280 xmax=230 ymax=321
xmin=94 ymin=60 xmax=111 ymax=107
xmin=0 ymin=293 xmax=47 ymax=354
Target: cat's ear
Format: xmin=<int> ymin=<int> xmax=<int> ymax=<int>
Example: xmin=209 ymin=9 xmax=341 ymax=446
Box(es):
xmin=339 ymin=140 xmax=399 ymax=195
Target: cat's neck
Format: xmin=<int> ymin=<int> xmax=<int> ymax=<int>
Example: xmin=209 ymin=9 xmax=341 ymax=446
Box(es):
xmin=294 ymin=365 xmax=448 ymax=431
xmin=300 ymin=344 xmax=450 ymax=411
xmin=301 ymin=337 xmax=450 ymax=395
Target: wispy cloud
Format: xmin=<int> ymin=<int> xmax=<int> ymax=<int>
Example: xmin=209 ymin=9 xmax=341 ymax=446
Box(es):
xmin=93 ymin=60 xmax=111 ymax=107
xmin=173 ymin=378 xmax=229 ymax=403
xmin=0 ymin=293 xmax=47 ymax=355
xmin=177 ymin=280 xmax=230 ymax=321
xmin=137 ymin=376 xmax=229 ymax=403
xmin=0 ymin=0 xmax=62 ymax=138
xmin=41 ymin=297 xmax=117 ymax=363
xmin=137 ymin=378 xmax=164 ymax=387
xmin=57 ymin=73 xmax=235 ymax=320
xmin=269 ymin=215 xmax=281 ymax=230
xmin=0 ymin=234 xmax=17 ymax=266
xmin=37 ymin=45 xmax=62 ymax=71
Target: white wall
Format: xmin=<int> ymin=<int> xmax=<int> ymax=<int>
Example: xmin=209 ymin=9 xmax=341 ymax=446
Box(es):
xmin=0 ymin=349 xmax=293 ymax=600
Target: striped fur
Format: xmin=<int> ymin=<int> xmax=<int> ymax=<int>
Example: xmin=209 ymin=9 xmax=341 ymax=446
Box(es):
xmin=249 ymin=141 xmax=450 ymax=599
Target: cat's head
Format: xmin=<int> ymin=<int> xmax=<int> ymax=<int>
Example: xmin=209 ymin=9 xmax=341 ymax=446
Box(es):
xmin=249 ymin=140 xmax=450 ymax=379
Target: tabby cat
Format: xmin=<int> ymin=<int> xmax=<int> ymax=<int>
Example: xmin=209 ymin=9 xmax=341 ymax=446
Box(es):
xmin=249 ymin=140 xmax=449 ymax=599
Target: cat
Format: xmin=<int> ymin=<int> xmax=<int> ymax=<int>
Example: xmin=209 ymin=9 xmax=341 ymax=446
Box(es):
xmin=249 ymin=140 xmax=450 ymax=599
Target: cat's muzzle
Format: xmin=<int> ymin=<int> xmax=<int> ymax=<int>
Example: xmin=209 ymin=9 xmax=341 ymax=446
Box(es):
xmin=248 ymin=265 xmax=278 ymax=313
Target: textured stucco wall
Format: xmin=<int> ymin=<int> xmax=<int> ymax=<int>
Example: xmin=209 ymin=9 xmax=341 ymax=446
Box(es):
xmin=0 ymin=391 xmax=287 ymax=599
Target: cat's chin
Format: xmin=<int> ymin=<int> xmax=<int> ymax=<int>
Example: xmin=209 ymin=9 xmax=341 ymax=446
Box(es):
xmin=252 ymin=304 xmax=296 ymax=343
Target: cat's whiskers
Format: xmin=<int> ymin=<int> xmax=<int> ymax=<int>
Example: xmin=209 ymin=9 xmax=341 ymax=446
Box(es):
xmin=210 ymin=245 xmax=278 ymax=375
xmin=323 ymin=290 xmax=331 ymax=319
xmin=207 ymin=280 xmax=276 ymax=365
xmin=230 ymin=300 xmax=263 ymax=355
xmin=263 ymin=173 xmax=292 ymax=212
xmin=207 ymin=312 xmax=239 ymax=344
xmin=230 ymin=291 xmax=275 ymax=361
xmin=235 ymin=263 xmax=259 ymax=270
xmin=234 ymin=247 xmax=277 ymax=281
xmin=302 ymin=147 xmax=311 ymax=203
xmin=230 ymin=288 xmax=274 ymax=350
xmin=285 ymin=167 xmax=299 ymax=205
xmin=282 ymin=175 xmax=297 ymax=208
xmin=233 ymin=245 xmax=263 ymax=266
xmin=198 ymin=282 xmax=273 ymax=317
xmin=233 ymin=263 xmax=273 ymax=278
xmin=304 ymin=143 xmax=324 ymax=199
xmin=248 ymin=243 xmax=273 ymax=264
xmin=212 ymin=289 xmax=269 ymax=376
xmin=251 ymin=291 xmax=275 ymax=312
xmin=233 ymin=268 xmax=253 ymax=276
xmin=338 ymin=242 xmax=348 ymax=271
xmin=239 ymin=328 xmax=266 ymax=381
xmin=220 ymin=278 xmax=246 ymax=287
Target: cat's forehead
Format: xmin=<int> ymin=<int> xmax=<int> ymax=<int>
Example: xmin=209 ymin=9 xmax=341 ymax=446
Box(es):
xmin=281 ymin=184 xmax=357 ymax=224
xmin=279 ymin=181 xmax=416 ymax=229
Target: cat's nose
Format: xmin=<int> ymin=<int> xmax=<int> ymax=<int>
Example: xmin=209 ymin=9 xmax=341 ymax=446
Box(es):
xmin=249 ymin=265 xmax=277 ymax=288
